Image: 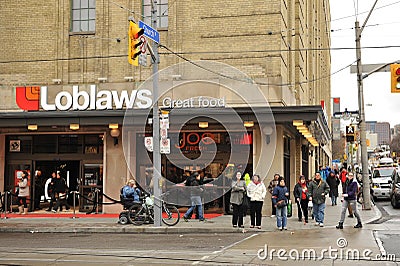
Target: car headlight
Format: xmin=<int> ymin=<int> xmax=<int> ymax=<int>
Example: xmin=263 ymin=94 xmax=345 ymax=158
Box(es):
xmin=372 ymin=183 xmax=380 ymax=188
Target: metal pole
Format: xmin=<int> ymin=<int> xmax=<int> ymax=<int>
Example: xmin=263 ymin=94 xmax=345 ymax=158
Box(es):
xmin=3 ymin=192 xmax=9 ymax=219
xmin=151 ymin=0 xmax=162 ymax=227
xmin=95 ymin=188 xmax=99 ymax=214
xmin=70 ymin=191 xmax=78 ymax=219
xmin=355 ymin=21 xmax=371 ymax=209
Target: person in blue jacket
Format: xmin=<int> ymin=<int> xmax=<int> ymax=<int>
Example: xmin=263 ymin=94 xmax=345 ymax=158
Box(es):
xmin=336 ymin=172 xmax=362 ymax=229
xmin=272 ymin=177 xmax=289 ymax=231
xmin=122 ymin=179 xmax=141 ymax=202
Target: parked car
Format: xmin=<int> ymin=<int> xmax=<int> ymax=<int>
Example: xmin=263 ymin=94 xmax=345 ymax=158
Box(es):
xmin=390 ymin=171 xmax=400 ymax=208
xmin=371 ymin=167 xmax=396 ymax=200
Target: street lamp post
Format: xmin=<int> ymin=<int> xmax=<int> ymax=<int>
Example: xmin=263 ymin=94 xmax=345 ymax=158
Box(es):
xmin=151 ymin=0 xmax=162 ymax=226
xmin=354 ymin=0 xmax=379 ymax=210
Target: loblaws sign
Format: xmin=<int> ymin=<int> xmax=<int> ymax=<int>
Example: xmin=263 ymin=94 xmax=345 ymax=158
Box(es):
xmin=16 ymin=85 xmax=152 ymax=111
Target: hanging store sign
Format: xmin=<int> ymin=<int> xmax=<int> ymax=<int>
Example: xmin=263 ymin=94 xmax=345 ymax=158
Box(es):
xmin=16 ymin=85 xmax=152 ymax=111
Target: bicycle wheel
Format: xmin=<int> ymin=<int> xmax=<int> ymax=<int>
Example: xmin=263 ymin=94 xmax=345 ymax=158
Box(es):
xmin=128 ymin=203 xmax=146 ymax=225
xmin=162 ymin=203 xmax=180 ymax=226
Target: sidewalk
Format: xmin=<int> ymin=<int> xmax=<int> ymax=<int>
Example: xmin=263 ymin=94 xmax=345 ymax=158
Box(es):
xmin=0 ymin=200 xmax=381 ymax=234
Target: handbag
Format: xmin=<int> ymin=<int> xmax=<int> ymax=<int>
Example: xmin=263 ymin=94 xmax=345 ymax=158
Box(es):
xmin=242 ymin=194 xmax=250 ymax=209
xmin=276 ymin=199 xmax=287 ymax=208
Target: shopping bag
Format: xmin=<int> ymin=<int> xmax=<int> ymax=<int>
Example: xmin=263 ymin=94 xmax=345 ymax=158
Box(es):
xmin=287 ymin=199 xmax=292 ymax=217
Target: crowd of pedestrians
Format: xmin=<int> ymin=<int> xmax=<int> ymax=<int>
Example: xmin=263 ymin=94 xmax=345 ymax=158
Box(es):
xmin=221 ymin=165 xmax=363 ymax=230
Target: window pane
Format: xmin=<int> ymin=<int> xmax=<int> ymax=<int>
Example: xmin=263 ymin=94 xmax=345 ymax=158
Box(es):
xmin=81 ymin=0 xmax=88 ymax=8
xmin=72 ymin=21 xmax=81 ymax=32
xmin=143 ymin=5 xmax=151 ymax=16
xmin=160 ymin=4 xmax=168 ymax=16
xmin=89 ymin=20 xmax=95 ymax=31
xmin=89 ymin=0 xmax=96 ymax=8
xmin=89 ymin=9 xmax=95 ymax=19
xmin=72 ymin=10 xmax=80 ymax=20
xmin=143 ymin=0 xmax=151 ymax=4
xmin=81 ymin=21 xmax=89 ymax=31
xmin=73 ymin=0 xmax=80 ymax=8
xmin=81 ymin=9 xmax=89 ymax=20
xmin=160 ymin=16 xmax=168 ymax=27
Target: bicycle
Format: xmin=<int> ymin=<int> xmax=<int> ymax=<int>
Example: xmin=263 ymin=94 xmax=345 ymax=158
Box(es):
xmin=126 ymin=193 xmax=180 ymax=226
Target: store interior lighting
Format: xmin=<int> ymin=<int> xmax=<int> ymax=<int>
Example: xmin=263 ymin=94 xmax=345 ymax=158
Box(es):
xmin=28 ymin=124 xmax=38 ymax=131
xmin=198 ymin=121 xmax=208 ymax=128
xmin=243 ymin=120 xmax=254 ymax=128
xmin=69 ymin=123 xmax=80 ymax=130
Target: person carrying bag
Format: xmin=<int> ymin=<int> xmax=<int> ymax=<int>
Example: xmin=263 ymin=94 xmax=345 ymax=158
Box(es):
xmin=229 ymin=171 xmax=247 ymax=228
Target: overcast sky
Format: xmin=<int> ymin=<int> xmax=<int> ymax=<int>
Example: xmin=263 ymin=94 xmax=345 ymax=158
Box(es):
xmin=330 ymin=0 xmax=400 ymax=128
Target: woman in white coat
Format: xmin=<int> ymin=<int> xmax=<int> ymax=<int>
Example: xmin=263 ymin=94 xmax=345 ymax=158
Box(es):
xmin=247 ymin=174 xmax=267 ymax=229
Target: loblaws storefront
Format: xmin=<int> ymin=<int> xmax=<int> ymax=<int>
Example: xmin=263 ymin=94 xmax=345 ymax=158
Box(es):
xmin=0 ymin=79 xmax=331 ymax=216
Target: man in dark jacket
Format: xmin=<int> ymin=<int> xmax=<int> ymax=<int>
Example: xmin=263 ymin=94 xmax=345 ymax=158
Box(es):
xmin=336 ymin=172 xmax=362 ymax=229
xmin=183 ymin=173 xmax=205 ymax=222
xmin=52 ymin=171 xmax=70 ymax=212
xmin=308 ymin=172 xmax=330 ymax=227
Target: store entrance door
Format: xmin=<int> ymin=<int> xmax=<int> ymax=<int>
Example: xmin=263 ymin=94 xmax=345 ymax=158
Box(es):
xmin=34 ymin=160 xmax=80 ymax=208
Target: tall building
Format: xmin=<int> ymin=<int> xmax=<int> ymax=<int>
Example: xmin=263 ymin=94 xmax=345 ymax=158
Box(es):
xmin=366 ymin=122 xmax=391 ymax=145
xmin=0 ymin=0 xmax=331 ymax=215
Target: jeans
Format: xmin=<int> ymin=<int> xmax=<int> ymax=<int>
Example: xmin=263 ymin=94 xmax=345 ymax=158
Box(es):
xmin=276 ymin=206 xmax=287 ymax=228
xmin=184 ymin=196 xmax=203 ymax=220
xmin=331 ymin=196 xmax=337 ymax=205
xmin=340 ymin=200 xmax=361 ymax=223
xmin=313 ymin=203 xmax=326 ymax=224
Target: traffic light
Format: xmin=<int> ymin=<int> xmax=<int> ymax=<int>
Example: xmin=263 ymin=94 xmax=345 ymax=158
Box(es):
xmin=391 ymin=63 xmax=400 ymax=93
xmin=346 ymin=125 xmax=355 ymax=142
xmin=128 ymin=20 xmax=144 ymax=66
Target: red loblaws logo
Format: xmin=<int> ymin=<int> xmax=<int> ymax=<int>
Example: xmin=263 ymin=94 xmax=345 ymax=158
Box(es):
xmin=16 ymin=86 xmax=40 ymax=111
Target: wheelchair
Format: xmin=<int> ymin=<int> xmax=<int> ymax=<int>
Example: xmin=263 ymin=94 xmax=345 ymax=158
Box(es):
xmin=118 ymin=189 xmax=142 ymax=225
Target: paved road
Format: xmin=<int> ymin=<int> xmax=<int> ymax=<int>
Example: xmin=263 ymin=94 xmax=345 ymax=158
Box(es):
xmin=372 ymin=200 xmax=400 ymax=262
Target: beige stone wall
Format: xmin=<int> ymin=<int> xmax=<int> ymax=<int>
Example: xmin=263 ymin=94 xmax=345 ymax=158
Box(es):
xmin=1 ymin=0 xmax=331 ymax=110
xmin=0 ymin=0 xmax=332 ymax=213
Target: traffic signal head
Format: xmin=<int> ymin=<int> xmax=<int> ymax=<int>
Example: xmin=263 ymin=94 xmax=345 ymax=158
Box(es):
xmin=128 ymin=21 xmax=144 ymax=66
xmin=391 ymin=63 xmax=400 ymax=93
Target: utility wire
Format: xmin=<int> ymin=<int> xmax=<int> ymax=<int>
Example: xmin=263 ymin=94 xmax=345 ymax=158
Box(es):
xmin=1 ymin=45 xmax=400 ymax=64
xmin=160 ymin=44 xmax=356 ymax=87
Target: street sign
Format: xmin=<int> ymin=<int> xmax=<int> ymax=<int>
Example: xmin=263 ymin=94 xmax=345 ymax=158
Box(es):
xmin=139 ymin=21 xmax=160 ymax=43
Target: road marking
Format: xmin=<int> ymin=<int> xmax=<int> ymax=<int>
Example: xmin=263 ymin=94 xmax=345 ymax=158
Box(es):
xmin=213 ymin=233 xmax=258 ymax=254
xmin=373 ymin=231 xmax=387 ymax=256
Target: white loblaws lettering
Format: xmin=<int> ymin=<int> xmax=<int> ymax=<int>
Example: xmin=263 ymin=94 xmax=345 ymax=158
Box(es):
xmin=40 ymin=86 xmax=55 ymax=110
xmin=112 ymin=90 xmax=137 ymax=109
xmin=72 ymin=85 xmax=90 ymax=110
xmin=39 ymin=85 xmax=153 ymax=111
xmin=55 ymin=91 xmax=73 ymax=111
xmin=96 ymin=90 xmax=112 ymax=110
xmin=136 ymin=89 xmax=152 ymax=108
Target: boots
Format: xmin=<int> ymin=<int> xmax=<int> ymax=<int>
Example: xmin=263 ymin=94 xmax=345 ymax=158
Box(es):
xmin=22 ymin=208 xmax=29 ymax=215
xmin=354 ymin=222 xmax=362 ymax=228
xmin=336 ymin=222 xmax=343 ymax=229
xmin=18 ymin=206 xmax=23 ymax=214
